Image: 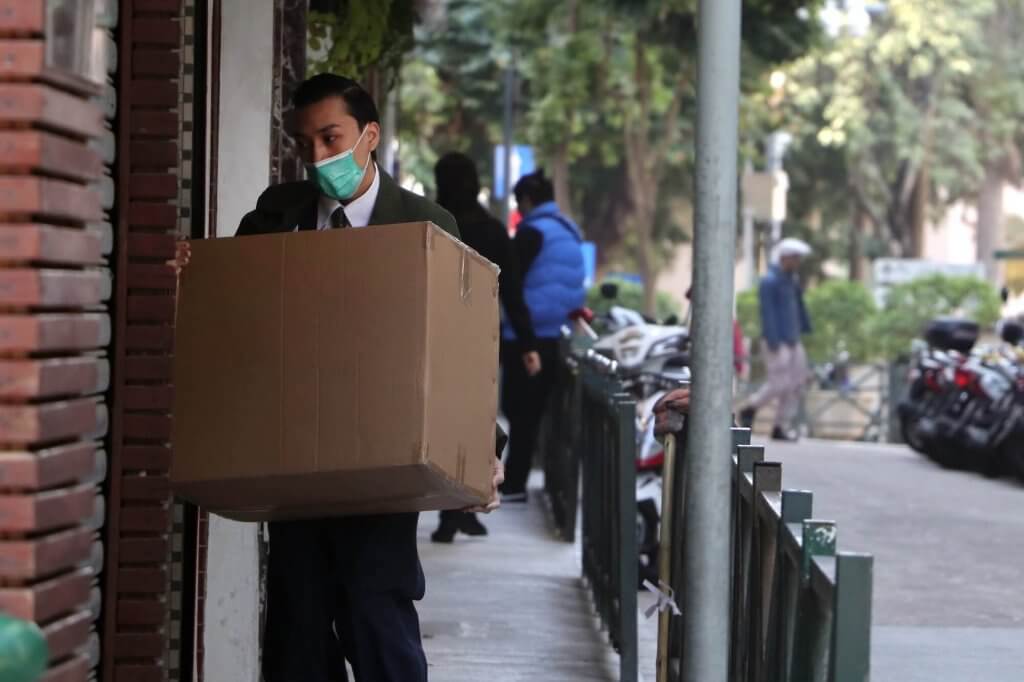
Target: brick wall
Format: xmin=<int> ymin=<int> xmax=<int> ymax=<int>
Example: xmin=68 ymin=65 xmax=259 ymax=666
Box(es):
xmin=101 ymin=0 xmax=182 ymax=681
xmin=0 ymin=1 xmax=112 ymax=680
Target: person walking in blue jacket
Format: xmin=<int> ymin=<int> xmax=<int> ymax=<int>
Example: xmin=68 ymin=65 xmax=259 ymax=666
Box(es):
xmin=739 ymin=238 xmax=813 ymax=441
xmin=499 ymin=170 xmax=585 ymax=501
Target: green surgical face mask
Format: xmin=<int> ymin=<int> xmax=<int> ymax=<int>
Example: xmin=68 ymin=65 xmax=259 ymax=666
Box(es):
xmin=307 ymin=126 xmax=370 ymax=200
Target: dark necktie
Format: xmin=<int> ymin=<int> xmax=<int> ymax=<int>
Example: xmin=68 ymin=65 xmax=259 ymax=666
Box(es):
xmin=330 ymin=206 xmax=350 ymax=229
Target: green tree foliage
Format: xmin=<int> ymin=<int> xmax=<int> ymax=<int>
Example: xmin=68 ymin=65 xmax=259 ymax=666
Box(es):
xmin=759 ymin=0 xmax=1024 ymax=270
xmin=737 ymin=274 xmax=1001 ymax=362
xmin=308 ymin=0 xmax=417 ymax=84
xmin=393 ymin=0 xmax=821 ymax=314
xmin=871 ymin=274 xmax=1002 ymax=358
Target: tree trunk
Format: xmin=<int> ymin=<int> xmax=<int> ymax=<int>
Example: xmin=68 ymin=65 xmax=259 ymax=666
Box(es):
xmin=551 ymin=145 xmax=572 ymax=220
xmin=849 ymin=206 xmax=866 ymax=281
xmin=909 ymin=166 xmax=929 ymax=258
xmin=977 ymin=161 xmax=1005 ymax=281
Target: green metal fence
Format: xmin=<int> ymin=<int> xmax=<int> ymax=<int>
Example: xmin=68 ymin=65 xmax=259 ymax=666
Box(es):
xmin=577 ymin=349 xmax=639 ymax=682
xmin=543 ymin=343 xmax=874 ymax=682
xmin=728 ymin=433 xmax=874 ymax=682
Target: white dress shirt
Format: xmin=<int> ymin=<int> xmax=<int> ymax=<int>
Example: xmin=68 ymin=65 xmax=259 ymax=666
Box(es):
xmin=315 ymin=163 xmax=381 ymax=230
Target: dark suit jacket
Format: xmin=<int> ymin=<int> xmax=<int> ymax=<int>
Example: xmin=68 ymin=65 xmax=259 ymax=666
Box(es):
xmin=237 ymin=169 xmax=459 ymax=238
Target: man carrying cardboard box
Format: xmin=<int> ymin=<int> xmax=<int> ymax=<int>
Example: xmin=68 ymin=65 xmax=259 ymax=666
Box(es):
xmin=174 ymin=74 xmax=502 ymax=682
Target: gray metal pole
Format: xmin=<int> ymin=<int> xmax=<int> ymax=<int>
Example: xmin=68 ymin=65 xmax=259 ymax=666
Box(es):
xmin=501 ymin=57 xmax=515 ymax=226
xmin=683 ymin=0 xmax=741 ymax=680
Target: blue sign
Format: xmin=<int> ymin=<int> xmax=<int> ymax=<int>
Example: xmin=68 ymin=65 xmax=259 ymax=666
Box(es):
xmin=581 ymin=242 xmax=597 ymax=288
xmin=493 ymin=145 xmax=536 ymax=200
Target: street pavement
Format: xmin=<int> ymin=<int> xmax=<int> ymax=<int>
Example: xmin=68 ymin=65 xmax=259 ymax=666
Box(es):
xmin=772 ymin=439 xmax=1024 ymax=681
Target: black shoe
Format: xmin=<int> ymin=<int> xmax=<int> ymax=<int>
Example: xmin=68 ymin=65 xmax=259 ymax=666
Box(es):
xmin=431 ymin=522 xmax=458 ymax=544
xmin=499 ymin=485 xmax=528 ymax=503
xmin=459 ymin=513 xmax=488 ymax=536
xmin=771 ymin=426 xmax=797 ymax=442
xmin=739 ymin=407 xmax=757 ymax=429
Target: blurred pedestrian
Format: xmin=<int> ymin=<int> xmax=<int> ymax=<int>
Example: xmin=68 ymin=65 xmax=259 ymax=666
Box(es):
xmin=738 ymin=238 xmax=812 ymax=441
xmin=431 ymin=152 xmax=539 ymax=541
xmin=499 ymin=170 xmax=586 ymax=502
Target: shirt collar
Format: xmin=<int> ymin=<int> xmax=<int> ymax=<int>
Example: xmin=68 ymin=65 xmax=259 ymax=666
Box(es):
xmin=316 ymin=163 xmax=381 ymax=229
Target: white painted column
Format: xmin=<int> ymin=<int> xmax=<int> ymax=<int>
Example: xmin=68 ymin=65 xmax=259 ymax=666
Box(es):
xmin=203 ymin=0 xmax=275 ymax=679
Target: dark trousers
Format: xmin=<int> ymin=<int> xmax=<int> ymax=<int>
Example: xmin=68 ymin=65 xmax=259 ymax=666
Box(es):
xmin=262 ymin=513 xmax=427 ymax=682
xmin=501 ymin=338 xmax=561 ymax=493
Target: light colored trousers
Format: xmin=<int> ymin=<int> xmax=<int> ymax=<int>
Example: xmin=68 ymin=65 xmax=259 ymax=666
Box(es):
xmin=748 ymin=341 xmax=808 ymax=428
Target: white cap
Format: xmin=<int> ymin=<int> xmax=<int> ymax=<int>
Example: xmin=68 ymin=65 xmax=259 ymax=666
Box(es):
xmin=771 ymin=237 xmax=812 ymax=264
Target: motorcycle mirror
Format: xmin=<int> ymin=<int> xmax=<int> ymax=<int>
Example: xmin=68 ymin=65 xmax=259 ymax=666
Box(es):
xmin=663 ymin=314 xmax=679 ymax=326
xmin=600 ymin=282 xmax=620 ymax=300
xmin=1001 ymin=320 xmax=1024 ymax=346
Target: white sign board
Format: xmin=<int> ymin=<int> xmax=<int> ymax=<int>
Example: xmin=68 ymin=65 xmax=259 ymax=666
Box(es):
xmin=872 ymin=259 xmax=986 ymax=306
xmin=742 ymin=170 xmax=788 ymax=223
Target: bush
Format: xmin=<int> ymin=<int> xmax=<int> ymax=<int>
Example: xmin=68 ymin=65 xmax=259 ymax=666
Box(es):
xmin=871 ymin=274 xmax=1002 ymax=359
xmin=735 ymin=273 xmax=1001 ymax=363
xmin=803 ymin=280 xmax=878 ymax=364
xmin=587 ymin=279 xmax=680 ymax=323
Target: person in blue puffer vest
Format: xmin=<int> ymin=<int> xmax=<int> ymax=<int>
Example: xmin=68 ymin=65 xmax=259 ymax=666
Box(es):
xmin=499 ymin=170 xmax=586 ymax=501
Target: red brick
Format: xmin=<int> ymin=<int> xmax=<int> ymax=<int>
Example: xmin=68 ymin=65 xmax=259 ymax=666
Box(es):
xmin=0 ymin=131 xmax=103 ymax=181
xmin=38 ymin=653 xmax=89 ymax=682
xmin=119 ymin=505 xmax=170 ymax=533
xmin=129 ymin=174 xmax=178 ymax=200
xmin=0 ymin=313 xmax=110 ymax=353
xmin=127 ymin=294 xmax=175 ymax=323
xmin=129 ymin=140 xmax=178 ymax=169
xmin=124 ymin=324 xmax=173 ymax=352
xmin=0 ymin=398 xmax=104 ymax=446
xmin=133 ymin=49 xmax=180 ymax=78
xmin=123 ymin=357 xmax=171 ymax=383
xmin=0 ymin=526 xmax=92 ymax=581
xmin=116 ymin=597 xmax=166 ymax=626
xmin=117 ymin=537 xmax=168 ymax=565
xmin=0 ymin=224 xmax=103 ymax=266
xmin=132 ymin=18 xmax=180 ymax=46
xmin=120 ymin=476 xmax=170 ymax=503
xmin=121 ymin=445 xmax=171 ymax=473
xmin=0 ymin=1 xmax=45 ymax=35
xmin=0 ymin=176 xmax=103 ymax=223
xmin=42 ymin=610 xmax=91 ymax=663
xmin=0 ymin=441 xmax=96 ymax=491
xmin=129 ymin=202 xmax=177 ymax=229
xmin=112 ymin=632 xmax=165 ymax=659
xmin=130 ymin=110 xmax=179 ymax=138
xmin=123 ymin=413 xmax=172 ymax=441
xmin=127 ymin=232 xmax=176 ymax=260
xmin=123 ymin=386 xmax=173 ymax=411
xmin=0 ymin=269 xmax=107 ymax=308
xmin=127 ymin=263 xmax=177 ymax=290
xmin=134 ymin=0 xmax=183 ymax=15
xmin=0 ymin=567 xmax=91 ymax=622
xmin=0 ymin=40 xmax=44 ymax=79
xmin=0 ymin=483 xmax=95 ymax=534
xmin=116 ymin=566 xmax=167 ymax=594
xmin=0 ymin=357 xmax=107 ymax=400
xmin=0 ymin=84 xmax=104 ymax=139
xmin=128 ymin=80 xmax=177 ymax=109
xmin=115 ymin=664 xmax=164 ymax=682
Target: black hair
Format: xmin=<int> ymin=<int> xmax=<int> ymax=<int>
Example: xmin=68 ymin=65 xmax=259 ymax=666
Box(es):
xmin=292 ymin=73 xmax=380 ymax=129
xmin=513 ymin=169 xmax=555 ymax=206
xmin=434 ymin=152 xmax=481 ymax=212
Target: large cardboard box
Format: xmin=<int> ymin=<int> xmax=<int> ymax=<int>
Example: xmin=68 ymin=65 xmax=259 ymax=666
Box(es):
xmin=171 ymin=222 xmax=500 ymax=521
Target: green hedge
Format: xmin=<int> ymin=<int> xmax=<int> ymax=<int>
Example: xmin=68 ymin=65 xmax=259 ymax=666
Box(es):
xmin=735 ymin=274 xmax=1002 ymax=362
xmin=587 ymin=279 xmax=681 ymax=323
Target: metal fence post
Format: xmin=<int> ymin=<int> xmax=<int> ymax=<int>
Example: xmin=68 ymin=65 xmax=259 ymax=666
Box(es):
xmin=684 ymin=0 xmax=742 ymax=679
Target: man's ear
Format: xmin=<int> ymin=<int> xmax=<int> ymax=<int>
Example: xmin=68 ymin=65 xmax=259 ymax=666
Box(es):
xmin=365 ymin=122 xmax=382 ymax=153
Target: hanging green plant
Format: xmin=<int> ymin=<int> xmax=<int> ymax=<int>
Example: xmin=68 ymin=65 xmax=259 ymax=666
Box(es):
xmin=307 ymin=0 xmax=417 ymax=87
